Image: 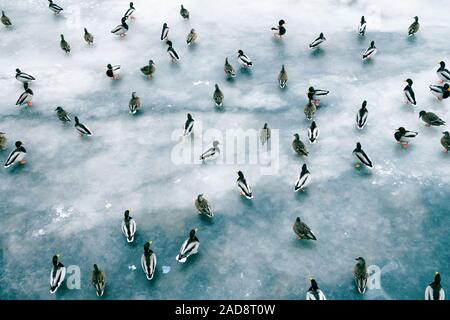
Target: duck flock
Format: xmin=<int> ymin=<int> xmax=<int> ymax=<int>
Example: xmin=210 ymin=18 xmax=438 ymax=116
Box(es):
xmin=0 ymin=1 xmax=448 ymax=300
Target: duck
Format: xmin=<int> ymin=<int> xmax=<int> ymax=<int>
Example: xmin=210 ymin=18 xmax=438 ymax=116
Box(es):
xmin=180 ymin=5 xmax=189 ymax=19
xmin=354 ymin=257 xmax=368 ymax=294
xmin=425 ymin=272 xmax=445 ymax=300
xmin=183 ymin=113 xmax=194 ymax=137
xmin=292 ymin=133 xmax=309 ymax=156
xmin=129 ymin=92 xmax=141 ymax=114
xmin=404 ymin=79 xmax=417 ymax=105
xmin=166 ymin=40 xmax=180 ymax=61
xmin=15 ymin=69 xmax=35 ymax=84
xmin=48 ymin=0 xmax=63 ymax=14
xmin=308 ymin=121 xmax=319 ymax=144
xmin=224 ymin=58 xmax=236 ymax=78
xmin=16 ymin=82 xmax=33 ymax=107
xmin=293 ymin=217 xmax=317 ymax=240
xmin=213 ymin=84 xmax=224 ymax=106
xmin=429 ymin=83 xmax=450 ymax=100
xmin=353 ymin=142 xmax=373 ymax=168
xmin=140 ymin=60 xmax=156 ymax=78
xmin=55 ymin=106 xmax=71 ymax=122
xmin=237 ymin=171 xmax=253 ymax=199
xmin=294 ymin=164 xmax=311 ymax=192
xmin=271 ymin=19 xmax=286 ymax=38
xmin=111 ymin=17 xmax=128 ymax=37
xmin=91 ymin=264 xmax=106 ymax=297
xmin=50 ymin=254 xmax=66 ymax=294
xmin=306 ymin=279 xmax=326 ymax=300
xmin=4 ymin=141 xmax=26 ymax=168
xmin=394 ymin=127 xmax=418 ymax=148
xmin=358 ymin=16 xmax=366 ymax=36
xmin=260 ymin=123 xmax=271 ymax=146
xmin=237 ymin=50 xmax=252 ymax=67
xmin=176 ymin=229 xmax=199 ymax=263
xmin=60 ymin=34 xmax=70 ymax=53
xmin=141 ymin=241 xmax=157 ymax=280
xmin=0 ymin=132 xmax=6 ymax=150
xmin=161 ymin=23 xmax=169 ymax=41
xmin=436 ymin=61 xmax=450 ymax=83
xmin=121 ymin=209 xmax=136 ymax=243
xmin=124 ymin=2 xmax=135 ymax=20
xmin=419 ymin=111 xmax=446 ymax=127
xmin=304 ymin=92 xmax=316 ymax=121
xmin=200 ymin=141 xmax=220 ymax=162
xmin=356 ymin=100 xmax=368 ymax=129
xmin=106 ymin=64 xmax=121 ymax=80
xmin=309 ymin=33 xmax=326 ymax=49
xmin=83 ymin=28 xmax=94 ymax=44
xmin=308 ymin=86 xmax=329 ymax=106
xmin=362 ymin=41 xmax=377 ymax=60
xmin=408 ymin=16 xmax=420 ymax=36
xmin=278 ymin=64 xmax=288 ymax=88
xmin=59 ymin=35 xmax=70 ymax=53
xmin=186 ymin=29 xmax=198 ymax=44
xmin=441 ymin=131 xmax=450 ymax=153
xmin=195 ymin=194 xmax=214 ymax=218
xmin=1 ymin=11 xmax=12 ymax=26
xmin=74 ymin=116 xmax=92 ymax=136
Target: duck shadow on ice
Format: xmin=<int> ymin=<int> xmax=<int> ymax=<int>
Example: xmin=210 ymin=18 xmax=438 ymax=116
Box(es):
xmin=239 ymin=67 xmax=253 ymax=78
xmin=291 ymin=238 xmax=316 ymax=250
xmin=310 ymin=48 xmax=325 ymax=58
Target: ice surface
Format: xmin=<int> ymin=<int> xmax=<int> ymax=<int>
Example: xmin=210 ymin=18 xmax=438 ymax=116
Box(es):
xmin=0 ymin=0 xmax=449 ymax=299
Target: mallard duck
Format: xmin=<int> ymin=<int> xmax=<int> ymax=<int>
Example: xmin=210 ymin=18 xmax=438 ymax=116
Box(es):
xmin=140 ymin=60 xmax=156 ymax=78
xmin=91 ymin=264 xmax=106 ymax=297
xmin=195 ymin=194 xmax=213 ymax=218
xmin=292 ymin=133 xmax=308 ymax=156
xmin=84 ymin=28 xmax=94 ymax=44
xmin=293 ymin=217 xmax=317 ymax=240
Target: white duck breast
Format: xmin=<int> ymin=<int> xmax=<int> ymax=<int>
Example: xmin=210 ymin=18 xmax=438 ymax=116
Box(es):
xmin=309 ymin=36 xmax=326 ymax=48
xmin=168 ymin=47 xmax=180 ymax=60
xmin=437 ymin=68 xmax=450 ymax=82
xmin=425 ymin=285 xmax=445 ymax=300
xmin=16 ymin=72 xmax=35 ymax=83
xmin=356 ymin=109 xmax=368 ymax=129
xmin=124 ymin=8 xmax=135 ymax=20
xmin=359 ymin=22 xmax=367 ymax=35
xmin=121 ymin=218 xmax=136 ymax=243
xmin=161 ymin=26 xmax=169 ymax=41
xmin=49 ymin=2 xmax=63 ymax=14
xmin=429 ymin=85 xmax=446 ymax=99
xmin=306 ymin=290 xmax=327 ymax=300
xmin=355 ymin=277 xmax=368 ymax=294
xmin=312 ymin=90 xmax=329 ymax=100
xmin=404 ymin=87 xmax=416 ymax=105
xmin=200 ymin=145 xmax=220 ymax=161
xmin=237 ymin=180 xmax=253 ymax=199
xmin=353 ymin=150 xmax=373 ymax=168
xmin=238 ymin=54 xmax=252 ymax=67
xmin=141 ymin=253 xmax=157 ymax=280
xmin=363 ymin=47 xmax=377 ymax=60
xmin=184 ymin=121 xmax=194 ymax=136
xmin=396 ymin=130 xmax=418 ymax=143
xmin=295 ymin=171 xmax=311 ymax=192
xmin=4 ymin=148 xmax=26 ymax=168
xmin=75 ymin=123 xmax=92 ymax=136
xmin=16 ymin=90 xmax=33 ymax=106
xmin=50 ymin=265 xmax=66 ymax=293
xmin=111 ymin=20 xmax=128 ymax=36
xmin=176 ymin=238 xmax=199 ymax=263
xmin=308 ymin=126 xmax=319 ymax=144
